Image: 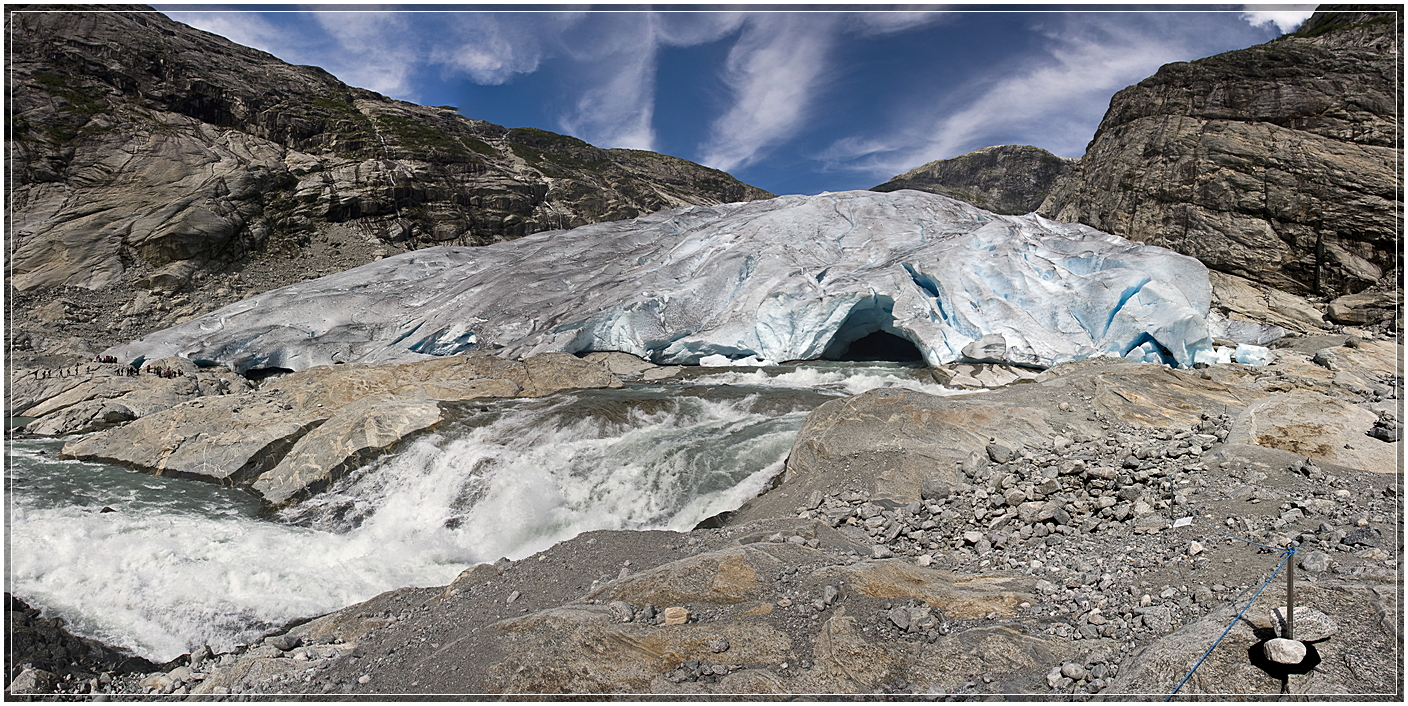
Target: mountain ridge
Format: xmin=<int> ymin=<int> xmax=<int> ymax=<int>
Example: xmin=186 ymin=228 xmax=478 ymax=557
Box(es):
xmin=870 ymin=145 xmax=1075 ymax=216
xmin=5 ymin=4 xmax=771 ymax=366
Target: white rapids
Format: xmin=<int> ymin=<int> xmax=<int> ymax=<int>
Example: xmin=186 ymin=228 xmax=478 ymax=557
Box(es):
xmin=7 ymin=362 xmax=962 ymax=663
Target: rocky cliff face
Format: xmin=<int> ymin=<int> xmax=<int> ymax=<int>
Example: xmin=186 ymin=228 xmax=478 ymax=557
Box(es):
xmin=871 ymin=145 xmax=1075 ymax=216
xmin=4 ymin=5 xmax=771 ymax=366
xmin=1038 ymin=7 xmax=1401 ymax=297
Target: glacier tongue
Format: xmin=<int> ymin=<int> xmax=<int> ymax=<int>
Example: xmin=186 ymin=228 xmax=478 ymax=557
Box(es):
xmin=107 ymin=190 xmax=1215 ymax=372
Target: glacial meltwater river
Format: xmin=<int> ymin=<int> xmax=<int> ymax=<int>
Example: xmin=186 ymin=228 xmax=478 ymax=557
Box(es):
xmin=7 ymin=362 xmax=968 ymax=663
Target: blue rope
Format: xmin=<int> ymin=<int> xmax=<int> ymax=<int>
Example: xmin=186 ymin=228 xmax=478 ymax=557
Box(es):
xmin=1165 ymin=548 xmax=1294 ymax=700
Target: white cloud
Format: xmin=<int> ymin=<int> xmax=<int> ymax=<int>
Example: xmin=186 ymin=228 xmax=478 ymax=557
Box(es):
xmin=853 ymin=10 xmax=950 ymax=36
xmin=699 ymin=15 xmax=842 ymax=172
xmin=557 ymin=41 xmax=658 ymax=150
xmin=821 ymin=13 xmax=1283 ymax=178
xmin=311 ymin=12 xmax=419 ymax=98
xmin=430 ymin=13 xmax=578 ymax=85
xmin=552 ymin=12 xmax=748 ymax=152
xmin=1239 ymin=8 xmax=1316 ymax=33
xmin=165 ymin=11 xmax=301 ymax=59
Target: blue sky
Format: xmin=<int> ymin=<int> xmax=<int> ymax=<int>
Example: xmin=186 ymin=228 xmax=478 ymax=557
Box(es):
xmin=158 ymin=4 xmax=1316 ymax=196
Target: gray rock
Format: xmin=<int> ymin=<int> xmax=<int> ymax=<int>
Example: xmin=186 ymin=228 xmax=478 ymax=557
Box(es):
xmin=1003 ymin=488 xmax=1028 ymax=507
xmin=7 ymin=668 xmax=58 ymax=695
xmin=1327 ymin=290 xmax=1401 ymax=325
xmin=608 ymin=601 xmax=634 ymax=623
xmin=267 ymin=634 xmax=301 ymax=651
xmin=1342 ymin=527 xmax=1383 ymax=547
xmin=1061 ymin=662 xmax=1088 ymax=680
xmin=1263 ymin=638 xmax=1307 ymax=665
xmin=708 ymin=637 xmax=730 ymax=654
xmin=1269 ymin=606 xmax=1338 ymax=642
xmin=1299 ymin=550 xmax=1332 ymax=573
xmin=920 ymin=478 xmax=953 ymax=501
xmin=986 ymin=443 xmax=1015 ymax=464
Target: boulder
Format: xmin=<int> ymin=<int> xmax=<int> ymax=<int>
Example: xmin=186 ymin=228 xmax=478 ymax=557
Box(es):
xmin=1326 ymin=290 xmax=1401 ymax=326
xmin=6 ymin=668 xmax=57 ymax=695
xmin=251 ymin=393 xmax=445 ymax=505
xmin=1262 ymin=638 xmax=1306 ymax=665
xmin=1269 ymin=606 xmax=1338 ymax=642
xmin=62 ymin=353 xmax=621 ymax=493
xmin=1224 ymin=391 xmax=1398 ymax=473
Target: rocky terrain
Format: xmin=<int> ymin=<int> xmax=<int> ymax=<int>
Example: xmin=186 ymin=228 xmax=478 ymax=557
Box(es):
xmin=4 ymin=5 xmax=771 ymax=369
xmin=871 ymin=145 xmax=1075 ymax=216
xmin=1038 ymin=7 xmax=1400 ymax=301
xmin=7 ymin=320 xmax=1402 ymax=698
xmin=4 ymin=4 xmax=1401 ymax=701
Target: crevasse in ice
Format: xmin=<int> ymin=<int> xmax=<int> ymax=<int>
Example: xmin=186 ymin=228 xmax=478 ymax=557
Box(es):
xmin=106 ymin=190 xmax=1219 ymax=372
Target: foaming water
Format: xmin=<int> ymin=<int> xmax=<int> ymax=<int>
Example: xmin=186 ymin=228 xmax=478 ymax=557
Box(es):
xmin=6 ymin=380 xmax=830 ymax=662
xmin=692 ymin=360 xmax=973 ymax=398
xmin=279 ymin=388 xmax=813 ymax=562
xmin=7 ymin=439 xmax=470 ymax=661
xmin=8 ymin=362 xmax=962 ymax=663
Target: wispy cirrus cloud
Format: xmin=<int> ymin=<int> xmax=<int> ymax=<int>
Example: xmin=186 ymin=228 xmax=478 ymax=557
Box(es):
xmin=310 ymin=12 xmax=420 ymax=98
xmin=698 ymin=14 xmax=843 ymax=172
xmin=550 ymin=13 xmax=747 ymax=151
xmin=698 ymin=11 xmax=950 ymax=173
xmin=818 ymin=12 xmax=1289 ymax=179
xmin=429 ymin=12 xmax=582 ymax=86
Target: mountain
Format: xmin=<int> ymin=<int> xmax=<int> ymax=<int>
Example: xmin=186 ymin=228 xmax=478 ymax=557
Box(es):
xmin=108 ymin=190 xmax=1221 ymax=374
xmin=4 ymin=5 xmax=771 ymax=365
xmin=870 ymin=145 xmax=1075 ymax=216
xmin=1038 ymin=6 xmax=1401 ymax=297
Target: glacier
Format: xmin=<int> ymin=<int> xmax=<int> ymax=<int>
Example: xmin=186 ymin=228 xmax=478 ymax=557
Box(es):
xmin=106 ymin=190 xmax=1218 ymax=372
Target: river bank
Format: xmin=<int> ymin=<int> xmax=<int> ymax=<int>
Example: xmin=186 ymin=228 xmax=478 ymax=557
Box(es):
xmin=6 ymin=331 xmax=1400 ymax=698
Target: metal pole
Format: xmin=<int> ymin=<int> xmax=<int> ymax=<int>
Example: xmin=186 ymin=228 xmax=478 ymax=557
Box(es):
xmin=1285 ymin=547 xmax=1295 ymax=640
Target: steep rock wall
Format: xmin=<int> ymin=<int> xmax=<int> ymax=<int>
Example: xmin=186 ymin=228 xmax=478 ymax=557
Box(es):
xmin=1038 ymin=7 xmax=1401 ymax=297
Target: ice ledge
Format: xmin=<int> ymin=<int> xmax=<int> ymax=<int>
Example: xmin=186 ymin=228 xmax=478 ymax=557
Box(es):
xmin=107 ymin=190 xmax=1219 ymax=373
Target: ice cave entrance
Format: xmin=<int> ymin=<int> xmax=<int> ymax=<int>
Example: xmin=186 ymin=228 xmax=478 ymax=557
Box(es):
xmin=244 ymin=366 xmax=295 ymax=382
xmin=827 ymin=330 xmax=925 ymax=362
xmin=819 ymin=295 xmax=925 ymax=363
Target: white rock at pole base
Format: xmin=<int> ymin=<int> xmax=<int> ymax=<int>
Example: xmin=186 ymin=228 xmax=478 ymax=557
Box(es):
xmin=104 ymin=190 xmax=1219 ymax=373
xmin=1263 ymin=638 xmax=1307 ymax=665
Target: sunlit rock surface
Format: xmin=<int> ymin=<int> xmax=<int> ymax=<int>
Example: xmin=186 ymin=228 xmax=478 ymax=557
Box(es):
xmin=107 ymin=190 xmax=1214 ymax=372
